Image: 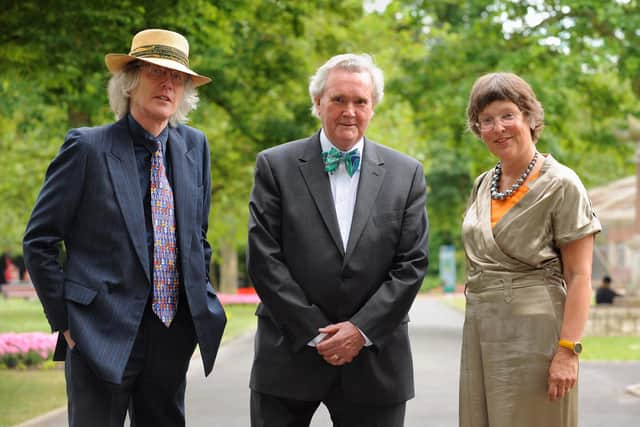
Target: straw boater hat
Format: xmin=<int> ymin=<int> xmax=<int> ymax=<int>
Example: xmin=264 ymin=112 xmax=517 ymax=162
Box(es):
xmin=105 ymin=29 xmax=211 ymax=87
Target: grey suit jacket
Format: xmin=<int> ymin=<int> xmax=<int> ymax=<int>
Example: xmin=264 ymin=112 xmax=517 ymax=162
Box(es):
xmin=247 ymin=132 xmax=429 ymax=404
xmin=23 ymin=116 xmax=226 ymax=384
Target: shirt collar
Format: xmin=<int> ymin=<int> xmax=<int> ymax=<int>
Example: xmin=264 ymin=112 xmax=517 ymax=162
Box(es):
xmin=127 ymin=114 xmax=169 ymax=151
xmin=319 ymin=129 xmax=364 ymax=156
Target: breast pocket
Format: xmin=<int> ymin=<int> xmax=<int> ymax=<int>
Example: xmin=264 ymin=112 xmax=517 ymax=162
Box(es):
xmin=366 ymin=210 xmax=403 ymax=248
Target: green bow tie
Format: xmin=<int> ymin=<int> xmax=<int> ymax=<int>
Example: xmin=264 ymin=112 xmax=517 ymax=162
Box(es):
xmin=321 ymin=147 xmax=361 ymax=177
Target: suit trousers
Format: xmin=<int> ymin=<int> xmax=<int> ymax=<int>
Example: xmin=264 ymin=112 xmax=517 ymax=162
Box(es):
xmin=250 ymin=386 xmax=406 ymax=427
xmin=65 ymin=295 xmax=197 ymax=427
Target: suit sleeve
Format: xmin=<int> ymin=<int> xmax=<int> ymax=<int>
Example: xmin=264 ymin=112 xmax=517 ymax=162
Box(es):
xmin=350 ymin=162 xmax=429 ymax=347
xmin=23 ymin=130 xmax=90 ymax=332
xmin=247 ymin=152 xmax=331 ymax=351
xmin=201 ymin=135 xmax=213 ymax=284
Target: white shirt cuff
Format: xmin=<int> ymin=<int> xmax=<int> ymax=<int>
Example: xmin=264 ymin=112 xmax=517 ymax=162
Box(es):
xmin=306 ymin=329 xmax=372 ymax=347
xmin=358 ymin=328 xmax=372 ymax=346
xmin=307 ymin=333 xmax=327 ymax=347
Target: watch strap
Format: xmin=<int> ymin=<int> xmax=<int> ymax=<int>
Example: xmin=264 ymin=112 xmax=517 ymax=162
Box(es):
xmin=558 ymin=339 xmax=581 ymax=354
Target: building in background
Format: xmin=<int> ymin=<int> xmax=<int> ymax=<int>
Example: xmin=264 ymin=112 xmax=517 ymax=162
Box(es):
xmin=589 ymin=176 xmax=635 ymax=289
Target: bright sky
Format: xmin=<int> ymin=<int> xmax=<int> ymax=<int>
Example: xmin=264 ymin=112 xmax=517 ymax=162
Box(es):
xmin=363 ymin=0 xmax=392 ymax=13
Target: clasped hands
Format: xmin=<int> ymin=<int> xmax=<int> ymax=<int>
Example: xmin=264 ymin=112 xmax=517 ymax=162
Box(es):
xmin=316 ymin=321 xmax=365 ymax=366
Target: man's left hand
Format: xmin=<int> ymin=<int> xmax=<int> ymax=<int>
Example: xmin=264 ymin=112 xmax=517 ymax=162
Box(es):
xmin=316 ymin=321 xmax=365 ymax=366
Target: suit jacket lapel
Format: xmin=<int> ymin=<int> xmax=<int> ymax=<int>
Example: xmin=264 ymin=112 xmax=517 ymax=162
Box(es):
xmin=298 ymin=133 xmax=345 ymax=255
xmin=167 ymin=128 xmax=194 ymax=264
xmin=105 ymin=118 xmax=151 ymax=284
xmin=345 ymin=139 xmax=385 ymax=262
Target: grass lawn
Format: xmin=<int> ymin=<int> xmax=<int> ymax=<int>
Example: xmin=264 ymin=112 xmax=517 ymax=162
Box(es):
xmin=0 ymin=367 xmax=66 ymax=427
xmin=221 ymin=303 xmax=257 ymax=343
xmin=581 ymin=336 xmax=640 ymax=361
xmin=0 ymin=299 xmax=257 ymax=426
xmin=438 ymin=293 xmax=640 ymax=361
xmin=0 ymin=298 xmax=50 ymax=333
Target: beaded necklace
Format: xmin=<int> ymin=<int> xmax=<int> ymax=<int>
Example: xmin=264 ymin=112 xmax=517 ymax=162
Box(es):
xmin=490 ymin=152 xmax=539 ymax=200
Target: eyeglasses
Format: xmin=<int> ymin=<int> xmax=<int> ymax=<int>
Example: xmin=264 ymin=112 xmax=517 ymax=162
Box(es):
xmin=476 ymin=111 xmax=521 ymax=132
xmin=142 ymin=64 xmax=187 ymax=85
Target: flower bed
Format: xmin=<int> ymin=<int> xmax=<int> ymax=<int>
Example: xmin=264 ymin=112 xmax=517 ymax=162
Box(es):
xmin=218 ymin=292 xmax=260 ymax=305
xmin=0 ymin=332 xmax=58 ymax=368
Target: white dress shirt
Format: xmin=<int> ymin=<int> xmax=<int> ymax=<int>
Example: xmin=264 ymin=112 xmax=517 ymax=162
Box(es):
xmin=320 ymin=129 xmax=363 ymax=251
xmin=307 ymin=129 xmax=371 ymax=348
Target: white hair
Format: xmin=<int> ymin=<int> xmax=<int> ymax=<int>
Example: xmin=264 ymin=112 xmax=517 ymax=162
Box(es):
xmin=308 ymin=53 xmax=384 ymax=118
xmin=107 ymin=61 xmax=199 ymax=127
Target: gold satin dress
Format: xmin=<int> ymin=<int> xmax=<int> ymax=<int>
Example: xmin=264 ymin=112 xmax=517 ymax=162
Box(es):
xmin=459 ymin=155 xmax=601 ymax=427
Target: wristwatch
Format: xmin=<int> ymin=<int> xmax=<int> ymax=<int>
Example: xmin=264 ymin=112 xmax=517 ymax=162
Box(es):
xmin=558 ymin=339 xmax=583 ymax=355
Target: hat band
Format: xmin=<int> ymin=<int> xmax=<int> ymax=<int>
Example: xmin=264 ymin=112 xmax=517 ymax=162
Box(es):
xmin=130 ymin=44 xmax=189 ymax=67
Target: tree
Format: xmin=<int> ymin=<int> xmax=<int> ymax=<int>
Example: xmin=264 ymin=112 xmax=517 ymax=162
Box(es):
xmin=0 ymin=0 xmax=373 ymax=290
xmin=371 ymin=0 xmax=639 ymax=274
xmin=1 ymin=0 xmax=638 ymax=283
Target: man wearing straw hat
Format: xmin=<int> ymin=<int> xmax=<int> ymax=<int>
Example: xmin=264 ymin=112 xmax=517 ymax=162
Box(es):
xmin=24 ymin=29 xmax=226 ymax=426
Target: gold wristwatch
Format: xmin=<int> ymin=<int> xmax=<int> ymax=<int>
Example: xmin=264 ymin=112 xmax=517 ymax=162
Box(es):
xmin=558 ymin=339 xmax=583 ymax=355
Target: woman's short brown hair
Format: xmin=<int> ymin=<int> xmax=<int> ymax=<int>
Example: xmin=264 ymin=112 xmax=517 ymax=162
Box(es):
xmin=466 ymin=72 xmax=544 ymax=142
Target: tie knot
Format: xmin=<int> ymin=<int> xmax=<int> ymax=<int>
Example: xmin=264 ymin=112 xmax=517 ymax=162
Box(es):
xmin=322 ymin=147 xmax=361 ymax=177
xmin=150 ymin=139 xmax=165 ymax=163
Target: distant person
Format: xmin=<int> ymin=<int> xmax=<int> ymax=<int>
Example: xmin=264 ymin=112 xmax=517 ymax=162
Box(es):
xmin=11 ymin=255 xmax=25 ymax=282
xmin=460 ymin=72 xmax=601 ymax=426
xmin=0 ymin=253 xmax=8 ymax=286
xmin=23 ymin=29 xmax=226 ymax=427
xmin=247 ymin=53 xmax=429 ymax=426
xmin=595 ymin=275 xmax=621 ymax=305
xmin=3 ymin=256 xmax=19 ymax=283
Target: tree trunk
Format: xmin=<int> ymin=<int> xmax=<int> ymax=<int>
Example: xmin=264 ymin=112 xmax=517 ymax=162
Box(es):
xmin=219 ymin=241 xmax=238 ymax=294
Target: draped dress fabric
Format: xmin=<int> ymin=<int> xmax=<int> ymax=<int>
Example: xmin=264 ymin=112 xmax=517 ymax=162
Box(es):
xmin=459 ymin=155 xmax=601 ymax=427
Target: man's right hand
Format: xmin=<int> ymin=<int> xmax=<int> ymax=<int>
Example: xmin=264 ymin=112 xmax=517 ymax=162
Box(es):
xmin=317 ymin=322 xmax=365 ymax=366
xmin=63 ymin=330 xmax=76 ymax=349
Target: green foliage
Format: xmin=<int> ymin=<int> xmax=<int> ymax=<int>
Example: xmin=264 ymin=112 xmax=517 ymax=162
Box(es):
xmin=420 ymin=275 xmax=443 ymax=293
xmin=23 ymin=350 xmax=45 ymax=367
xmin=0 ymin=75 xmax=67 ymax=252
xmin=1 ymin=0 xmax=639 ymax=279
xmin=0 ymin=349 xmax=51 ymax=369
xmin=426 ymin=150 xmax=473 ymax=248
xmin=2 ymin=354 xmax=19 ymax=369
xmin=377 ymin=0 xmax=639 ymax=271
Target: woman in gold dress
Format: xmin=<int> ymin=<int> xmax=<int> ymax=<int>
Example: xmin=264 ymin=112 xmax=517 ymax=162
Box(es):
xmin=459 ymin=72 xmax=601 ymax=426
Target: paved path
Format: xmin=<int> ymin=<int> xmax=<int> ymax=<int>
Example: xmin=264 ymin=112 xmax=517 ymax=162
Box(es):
xmin=18 ymin=295 xmax=640 ymax=426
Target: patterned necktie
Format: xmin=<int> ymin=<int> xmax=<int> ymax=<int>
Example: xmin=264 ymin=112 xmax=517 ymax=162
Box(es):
xmin=150 ymin=140 xmax=179 ymax=327
xmin=322 ymin=147 xmax=361 ymax=177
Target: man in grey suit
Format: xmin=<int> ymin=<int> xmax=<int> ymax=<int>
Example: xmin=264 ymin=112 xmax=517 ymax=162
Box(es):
xmin=247 ymin=53 xmax=429 ymax=426
xmin=23 ymin=29 xmax=226 ymax=427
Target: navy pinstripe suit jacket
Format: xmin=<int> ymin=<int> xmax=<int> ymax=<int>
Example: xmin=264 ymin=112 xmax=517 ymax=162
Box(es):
xmin=24 ymin=116 xmax=226 ymax=384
